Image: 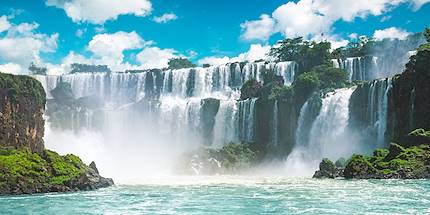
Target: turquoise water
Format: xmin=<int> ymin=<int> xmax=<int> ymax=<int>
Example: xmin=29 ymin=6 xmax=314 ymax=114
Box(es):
xmin=1 ymin=177 xmax=430 ymax=214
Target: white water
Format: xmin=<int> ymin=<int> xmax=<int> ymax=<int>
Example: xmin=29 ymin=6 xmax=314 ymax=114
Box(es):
xmin=332 ymin=57 xmax=378 ymax=81
xmin=35 ymin=62 xmax=296 ymax=181
xmin=285 ymin=88 xmax=358 ymax=175
xmin=368 ymin=78 xmax=392 ymax=148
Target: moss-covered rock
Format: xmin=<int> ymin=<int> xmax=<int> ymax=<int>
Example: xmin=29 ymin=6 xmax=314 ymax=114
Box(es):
xmin=342 ymin=129 xmax=430 ymax=179
xmin=175 ymin=143 xmax=259 ymax=175
xmin=313 ymin=158 xmax=344 ymax=179
xmin=0 ymin=147 xmax=113 ymax=195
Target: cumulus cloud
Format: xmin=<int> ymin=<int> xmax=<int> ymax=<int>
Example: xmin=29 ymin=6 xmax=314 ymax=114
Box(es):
xmin=0 ymin=63 xmax=22 ymax=75
xmin=373 ymin=27 xmax=411 ymax=40
xmin=153 ymin=13 xmax=178 ymax=23
xmin=240 ymin=0 xmax=429 ymax=41
xmin=85 ymin=31 xmax=151 ymax=71
xmin=0 ymin=19 xmax=59 ymax=74
xmin=240 ymin=14 xmax=275 ymax=41
xmin=136 ymin=47 xmax=178 ymax=69
xmin=49 ymin=31 xmax=180 ymax=73
xmin=46 ymin=0 xmax=152 ymax=24
xmin=0 ymin=15 xmax=11 ymax=33
xmin=198 ymin=44 xmax=270 ymax=66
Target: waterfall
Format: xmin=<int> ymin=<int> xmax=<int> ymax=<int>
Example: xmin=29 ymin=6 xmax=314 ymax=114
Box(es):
xmin=349 ymin=78 xmax=392 ymax=148
xmin=308 ymin=88 xmax=356 ymax=161
xmin=285 ymin=88 xmax=356 ymax=175
xmin=270 ymin=101 xmax=279 ymax=147
xmin=36 ymin=61 xmax=302 ymax=178
xmin=332 ymin=57 xmax=378 ymax=81
xmin=274 ymin=61 xmax=297 ymax=86
xmin=213 ymin=100 xmax=239 ymax=148
xmin=370 ymin=79 xmax=392 ymax=148
xmin=238 ymin=98 xmax=257 ymax=143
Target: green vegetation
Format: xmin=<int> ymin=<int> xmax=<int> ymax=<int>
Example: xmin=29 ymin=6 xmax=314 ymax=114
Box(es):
xmin=177 ymin=143 xmax=260 ymax=174
xmin=424 ymin=27 xmax=430 ymax=42
xmin=240 ymin=79 xmax=262 ymax=100
xmin=269 ymin=37 xmax=331 ymax=73
xmin=168 ymin=58 xmax=195 ymax=70
xmin=0 ymin=147 xmax=89 ymax=193
xmin=0 ymin=72 xmax=46 ymax=107
xmin=343 ymin=128 xmax=430 ymax=179
xmin=214 ymin=143 xmax=258 ymax=169
xmin=405 ymin=27 xmax=430 ymax=74
xmin=28 ymin=62 xmax=47 ymax=75
xmin=70 ymin=63 xmax=111 ymax=74
xmin=409 ymin=128 xmax=430 ymax=137
xmin=292 ymin=64 xmax=348 ymax=105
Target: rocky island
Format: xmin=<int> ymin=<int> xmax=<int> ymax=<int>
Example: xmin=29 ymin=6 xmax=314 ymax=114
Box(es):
xmin=0 ymin=73 xmax=113 ymax=195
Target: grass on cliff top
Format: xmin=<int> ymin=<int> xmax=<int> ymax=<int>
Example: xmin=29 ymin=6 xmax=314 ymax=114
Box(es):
xmin=0 ymin=147 xmax=89 ymax=189
xmin=0 ymin=72 xmax=46 ymax=107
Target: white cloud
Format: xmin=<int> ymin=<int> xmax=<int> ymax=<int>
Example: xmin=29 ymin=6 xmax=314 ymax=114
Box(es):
xmin=240 ymin=14 xmax=275 ymax=41
xmin=46 ymin=0 xmax=152 ymax=24
xmin=198 ymin=56 xmax=231 ymax=66
xmin=136 ymin=47 xmax=178 ymax=69
xmin=348 ymin=33 xmax=358 ymax=40
xmin=0 ymin=21 xmax=59 ymax=73
xmin=198 ymin=44 xmax=270 ymax=66
xmin=240 ymin=0 xmax=429 ymax=41
xmin=373 ymin=27 xmax=411 ymax=40
xmin=0 ymin=16 xmax=11 ymax=33
xmin=412 ymin=0 xmax=430 ymax=10
xmin=153 ymin=13 xmax=178 ymax=23
xmin=87 ymin=31 xmax=149 ymax=70
xmin=0 ymin=63 xmax=22 ymax=75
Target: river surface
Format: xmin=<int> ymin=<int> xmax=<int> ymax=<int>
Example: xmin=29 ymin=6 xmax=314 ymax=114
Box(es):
xmin=1 ymin=176 xmax=430 ymax=215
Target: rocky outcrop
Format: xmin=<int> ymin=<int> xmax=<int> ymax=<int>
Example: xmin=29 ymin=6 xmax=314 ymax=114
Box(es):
xmin=0 ymin=148 xmax=114 ymax=195
xmin=0 ymin=73 xmax=46 ymax=154
xmin=200 ymin=98 xmax=220 ymax=145
xmin=175 ymin=143 xmax=259 ymax=175
xmin=343 ymin=129 xmax=430 ymax=179
xmin=386 ymin=39 xmax=430 ymax=143
xmin=0 ymin=73 xmax=113 ymax=195
xmin=314 ymin=129 xmax=430 ymax=179
xmin=313 ymin=158 xmax=344 ymax=179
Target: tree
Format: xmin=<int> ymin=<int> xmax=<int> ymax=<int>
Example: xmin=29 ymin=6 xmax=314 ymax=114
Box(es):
xmin=270 ymin=37 xmax=331 ymax=73
xmin=293 ymin=72 xmax=320 ymax=105
xmin=240 ymin=79 xmax=262 ymax=100
xmin=70 ymin=63 xmax=110 ymax=73
xmin=28 ymin=62 xmax=47 ymax=75
xmin=424 ymin=27 xmax=430 ymax=43
xmin=311 ymin=64 xmax=348 ymax=89
xmin=168 ymin=58 xmax=195 ymax=70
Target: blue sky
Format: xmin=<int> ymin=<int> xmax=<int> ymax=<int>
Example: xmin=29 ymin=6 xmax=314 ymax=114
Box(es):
xmin=0 ymin=0 xmax=429 ymax=73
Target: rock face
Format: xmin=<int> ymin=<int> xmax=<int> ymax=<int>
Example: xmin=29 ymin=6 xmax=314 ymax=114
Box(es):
xmin=313 ymin=158 xmax=344 ymax=179
xmin=0 ymin=73 xmax=46 ymax=154
xmin=0 ymin=73 xmax=113 ymax=195
xmin=386 ymin=41 xmax=430 ymax=143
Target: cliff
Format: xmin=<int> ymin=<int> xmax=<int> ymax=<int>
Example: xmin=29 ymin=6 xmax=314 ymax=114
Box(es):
xmin=0 ymin=72 xmax=113 ymax=195
xmin=0 ymin=73 xmax=46 ymax=154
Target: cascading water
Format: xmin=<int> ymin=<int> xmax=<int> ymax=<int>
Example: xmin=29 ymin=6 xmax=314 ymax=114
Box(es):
xmin=285 ymin=88 xmax=357 ymax=175
xmin=237 ymin=98 xmax=257 ymax=143
xmin=332 ymin=57 xmax=378 ymax=81
xmin=270 ymin=100 xmax=279 ymax=147
xmin=34 ymin=61 xmax=295 ymax=180
xmin=348 ymin=78 xmax=393 ymax=148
